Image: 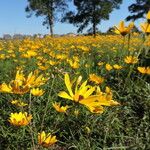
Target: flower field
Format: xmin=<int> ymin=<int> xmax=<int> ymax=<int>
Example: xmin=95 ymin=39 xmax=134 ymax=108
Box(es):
xmin=0 ymin=20 xmax=150 ymax=149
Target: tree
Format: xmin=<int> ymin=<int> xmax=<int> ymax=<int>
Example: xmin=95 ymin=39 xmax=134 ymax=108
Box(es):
xmin=62 ymin=0 xmax=122 ymax=37
xmin=126 ymin=0 xmax=150 ymax=21
xmin=26 ymin=0 xmax=68 ymax=36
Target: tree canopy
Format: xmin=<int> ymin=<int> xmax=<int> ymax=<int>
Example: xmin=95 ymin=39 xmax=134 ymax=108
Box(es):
xmin=26 ymin=0 xmax=68 ymax=36
xmin=62 ymin=0 xmax=122 ymax=36
xmin=126 ymin=0 xmax=150 ymax=21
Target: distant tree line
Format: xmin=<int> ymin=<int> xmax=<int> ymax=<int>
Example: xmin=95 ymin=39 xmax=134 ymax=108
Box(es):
xmin=25 ymin=0 xmax=150 ymax=37
xmin=2 ymin=34 xmax=43 ymax=40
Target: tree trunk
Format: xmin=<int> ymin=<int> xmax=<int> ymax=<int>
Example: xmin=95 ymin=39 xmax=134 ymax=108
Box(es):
xmin=47 ymin=1 xmax=54 ymax=37
xmin=92 ymin=2 xmax=96 ymax=37
xmin=93 ymin=21 xmax=96 ymax=38
xmin=48 ymin=16 xmax=54 ymax=37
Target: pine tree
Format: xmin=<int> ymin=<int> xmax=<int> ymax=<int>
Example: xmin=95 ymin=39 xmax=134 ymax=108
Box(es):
xmin=26 ymin=0 xmax=68 ymax=36
xmin=62 ymin=0 xmax=122 ymax=37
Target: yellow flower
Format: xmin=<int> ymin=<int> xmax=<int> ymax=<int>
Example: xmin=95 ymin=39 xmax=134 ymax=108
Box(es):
xmin=11 ymin=100 xmax=28 ymax=107
xmin=74 ymin=109 xmax=79 ymax=116
xmin=113 ymin=64 xmax=123 ymax=70
xmin=137 ymin=67 xmax=150 ymax=75
xmin=30 ymin=88 xmax=44 ymax=96
xmin=68 ymin=59 xmax=79 ymax=69
xmin=58 ymin=73 xmax=95 ymax=103
xmin=86 ymin=103 xmax=104 ymax=114
xmin=15 ymin=70 xmax=25 ymax=86
xmin=105 ymin=86 xmax=120 ymax=106
xmin=146 ymin=10 xmax=150 ymax=22
xmin=9 ymin=70 xmax=29 ymax=94
xmin=85 ymin=63 xmax=90 ymax=68
xmin=0 ymin=70 xmax=47 ymax=95
xmin=89 ymin=74 xmax=104 ymax=84
xmin=8 ymin=112 xmax=32 ymax=126
xmin=97 ymin=62 xmax=104 ymax=66
xmin=85 ymin=127 xmax=91 ymax=134
xmin=140 ymin=22 xmax=150 ymax=33
xmin=105 ymin=86 xmax=111 ymax=94
xmin=114 ymin=21 xmax=134 ymax=36
xmin=22 ymin=50 xmax=37 ymax=58
xmin=105 ymin=64 xmax=113 ymax=71
xmin=48 ymin=60 xmax=58 ymax=66
xmin=0 ymin=83 xmax=12 ymax=93
xmin=52 ymin=102 xmax=69 ymax=113
xmin=58 ymin=74 xmax=119 ymax=113
xmin=124 ymin=56 xmax=138 ymax=64
xmin=38 ymin=65 xmax=49 ymax=71
xmin=25 ymin=70 xmax=47 ymax=88
xmin=38 ymin=131 xmax=57 ymax=148
xmin=133 ymin=32 xmax=139 ymax=36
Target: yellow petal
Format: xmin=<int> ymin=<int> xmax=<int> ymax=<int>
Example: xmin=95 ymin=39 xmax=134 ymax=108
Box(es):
xmin=146 ymin=10 xmax=150 ymax=20
xmin=80 ymin=95 xmax=100 ymax=105
xmin=119 ymin=21 xmax=125 ymax=31
xmin=65 ymin=74 xmax=74 ymax=97
xmin=137 ymin=67 xmax=146 ymax=74
xmin=58 ymin=91 xmax=73 ymax=100
xmin=83 ymin=87 xmax=95 ymax=98
xmin=87 ymin=104 xmax=104 ymax=114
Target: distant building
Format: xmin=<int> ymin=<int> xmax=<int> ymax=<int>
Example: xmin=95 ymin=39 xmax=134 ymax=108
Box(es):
xmin=3 ymin=34 xmax=12 ymax=40
xmin=13 ymin=34 xmax=24 ymax=39
xmin=65 ymin=33 xmax=77 ymax=37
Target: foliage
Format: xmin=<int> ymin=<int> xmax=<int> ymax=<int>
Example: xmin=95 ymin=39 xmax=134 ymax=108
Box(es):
xmin=62 ymin=0 xmax=122 ymax=36
xmin=0 ymin=16 xmax=150 ymax=149
xmin=126 ymin=0 xmax=150 ymax=21
xmin=26 ymin=0 xmax=68 ymax=36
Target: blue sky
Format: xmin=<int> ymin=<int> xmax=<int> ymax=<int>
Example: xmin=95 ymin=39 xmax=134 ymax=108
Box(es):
xmin=0 ymin=0 xmax=142 ymax=37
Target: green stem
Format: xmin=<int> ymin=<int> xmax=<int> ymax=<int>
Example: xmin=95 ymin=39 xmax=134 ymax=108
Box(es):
xmin=28 ymin=125 xmax=36 ymax=150
xmin=28 ymin=92 xmax=36 ymax=150
xmin=127 ymin=34 xmax=131 ymax=52
xmin=29 ymin=92 xmax=32 ymax=115
xmin=40 ymin=77 xmax=55 ymax=132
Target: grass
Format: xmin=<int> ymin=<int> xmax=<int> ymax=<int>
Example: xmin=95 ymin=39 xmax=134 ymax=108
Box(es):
xmin=0 ymin=33 xmax=150 ymax=150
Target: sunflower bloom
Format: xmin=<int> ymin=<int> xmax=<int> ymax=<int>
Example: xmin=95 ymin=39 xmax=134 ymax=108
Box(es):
xmin=140 ymin=22 xmax=150 ymax=34
xmin=124 ymin=56 xmax=138 ymax=64
xmin=52 ymin=102 xmax=69 ymax=113
xmin=0 ymin=83 xmax=12 ymax=93
xmin=113 ymin=64 xmax=123 ymax=70
xmin=146 ymin=10 xmax=150 ymax=22
xmin=58 ymin=74 xmax=96 ymax=102
xmin=89 ymin=74 xmax=104 ymax=84
xmin=114 ymin=21 xmax=134 ymax=36
xmin=9 ymin=70 xmax=29 ymax=94
xmin=58 ymin=74 xmax=120 ymax=113
xmin=97 ymin=62 xmax=104 ymax=66
xmin=137 ymin=67 xmax=150 ymax=75
xmin=105 ymin=64 xmax=113 ymax=71
xmin=25 ymin=70 xmax=47 ymax=88
xmin=30 ymin=88 xmax=44 ymax=96
xmin=38 ymin=131 xmax=57 ymax=148
xmin=68 ymin=59 xmax=79 ymax=69
xmin=8 ymin=112 xmax=32 ymax=126
xmin=0 ymin=70 xmax=47 ymax=95
xmin=11 ymin=100 xmax=28 ymax=107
